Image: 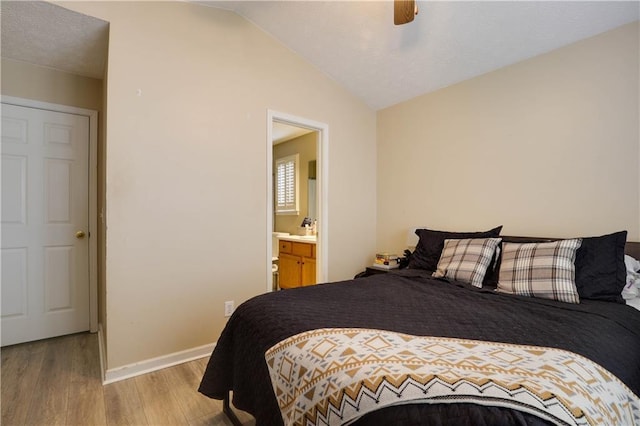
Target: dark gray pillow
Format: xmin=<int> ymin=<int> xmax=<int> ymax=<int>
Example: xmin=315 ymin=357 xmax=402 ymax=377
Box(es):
xmin=409 ymin=226 xmax=503 ymax=272
xmin=574 ymin=231 xmax=627 ymax=303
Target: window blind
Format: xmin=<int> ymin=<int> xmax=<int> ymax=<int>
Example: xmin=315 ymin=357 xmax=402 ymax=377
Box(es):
xmin=275 ymin=154 xmax=298 ymax=214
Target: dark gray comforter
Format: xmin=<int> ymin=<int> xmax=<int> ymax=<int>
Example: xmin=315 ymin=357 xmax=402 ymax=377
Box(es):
xmin=198 ymin=270 xmax=640 ymax=425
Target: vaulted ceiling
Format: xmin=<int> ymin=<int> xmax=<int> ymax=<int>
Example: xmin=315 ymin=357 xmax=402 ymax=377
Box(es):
xmin=2 ymin=1 xmax=638 ymax=110
xmin=205 ymin=1 xmax=639 ymax=109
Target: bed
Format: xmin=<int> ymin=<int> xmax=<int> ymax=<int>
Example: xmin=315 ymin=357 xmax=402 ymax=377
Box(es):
xmin=199 ymin=229 xmax=640 ymax=426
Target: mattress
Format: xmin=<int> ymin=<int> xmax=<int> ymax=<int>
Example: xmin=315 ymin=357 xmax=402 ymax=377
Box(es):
xmin=199 ymin=269 xmax=640 ymax=425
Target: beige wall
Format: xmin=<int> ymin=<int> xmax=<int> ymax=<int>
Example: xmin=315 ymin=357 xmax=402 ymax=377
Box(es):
xmin=1 ymin=58 xmax=108 ymax=338
xmin=98 ymin=60 xmax=109 ymax=342
xmin=274 ymin=132 xmax=317 ymax=234
xmin=377 ymin=22 xmax=640 ymax=254
xmin=1 ymin=58 xmax=103 ymax=111
xmin=58 ymin=1 xmax=377 ymax=370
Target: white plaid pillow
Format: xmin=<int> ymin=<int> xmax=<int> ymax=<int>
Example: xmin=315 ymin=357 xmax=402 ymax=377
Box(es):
xmin=432 ymin=238 xmax=502 ymax=288
xmin=497 ymin=239 xmax=582 ymax=304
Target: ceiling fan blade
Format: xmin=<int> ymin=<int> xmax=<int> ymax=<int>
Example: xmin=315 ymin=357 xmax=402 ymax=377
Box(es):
xmin=394 ymin=0 xmax=417 ymax=25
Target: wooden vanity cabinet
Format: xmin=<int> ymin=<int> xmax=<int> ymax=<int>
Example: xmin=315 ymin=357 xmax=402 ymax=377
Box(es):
xmin=278 ymin=240 xmax=316 ymax=289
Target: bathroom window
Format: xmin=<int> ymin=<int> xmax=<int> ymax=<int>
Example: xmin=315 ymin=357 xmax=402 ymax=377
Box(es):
xmin=275 ymin=154 xmax=299 ymax=215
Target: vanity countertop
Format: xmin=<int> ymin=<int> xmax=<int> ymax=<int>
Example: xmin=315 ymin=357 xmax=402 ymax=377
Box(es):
xmin=277 ymin=235 xmax=317 ymax=244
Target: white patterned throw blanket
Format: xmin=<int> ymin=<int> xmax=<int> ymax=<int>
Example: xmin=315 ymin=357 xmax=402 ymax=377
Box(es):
xmin=264 ymin=328 xmax=640 ymax=426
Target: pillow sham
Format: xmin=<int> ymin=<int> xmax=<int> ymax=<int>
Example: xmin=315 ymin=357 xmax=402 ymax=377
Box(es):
xmin=484 ymin=237 xmax=557 ymax=288
xmin=574 ymin=231 xmax=627 ymax=303
xmin=409 ymin=226 xmax=503 ymax=272
xmin=433 ymin=238 xmax=502 ymax=288
xmin=497 ymin=239 xmax=582 ymax=304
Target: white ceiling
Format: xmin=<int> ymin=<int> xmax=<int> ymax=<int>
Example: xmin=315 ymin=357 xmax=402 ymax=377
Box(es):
xmin=273 ymin=122 xmax=315 ymax=144
xmin=1 ymin=1 xmax=109 ymax=79
xmin=204 ymin=1 xmax=639 ymax=109
xmin=2 ymin=1 xmax=638 ymax=110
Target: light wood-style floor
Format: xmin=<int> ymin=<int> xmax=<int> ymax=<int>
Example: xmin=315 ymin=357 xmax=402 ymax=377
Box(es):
xmin=1 ymin=332 xmax=255 ymax=425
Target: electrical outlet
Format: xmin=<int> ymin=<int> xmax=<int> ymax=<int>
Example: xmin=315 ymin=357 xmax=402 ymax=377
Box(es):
xmin=224 ymin=301 xmax=234 ymax=317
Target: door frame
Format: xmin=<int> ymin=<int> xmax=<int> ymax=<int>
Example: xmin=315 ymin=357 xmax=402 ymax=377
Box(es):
xmin=2 ymin=95 xmax=99 ymax=333
xmin=266 ymin=110 xmax=328 ymax=292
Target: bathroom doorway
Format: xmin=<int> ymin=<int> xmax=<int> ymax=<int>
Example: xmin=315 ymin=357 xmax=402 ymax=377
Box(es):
xmin=266 ymin=111 xmax=328 ymax=292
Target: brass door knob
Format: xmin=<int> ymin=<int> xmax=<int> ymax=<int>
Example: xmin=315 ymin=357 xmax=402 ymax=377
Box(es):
xmin=76 ymin=231 xmax=86 ymax=239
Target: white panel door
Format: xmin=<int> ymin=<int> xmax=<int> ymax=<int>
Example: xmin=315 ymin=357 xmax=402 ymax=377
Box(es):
xmin=1 ymin=103 xmax=90 ymax=346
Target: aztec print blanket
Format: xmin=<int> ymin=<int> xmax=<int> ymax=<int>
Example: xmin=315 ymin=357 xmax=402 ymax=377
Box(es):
xmin=265 ymin=328 xmax=640 ymax=426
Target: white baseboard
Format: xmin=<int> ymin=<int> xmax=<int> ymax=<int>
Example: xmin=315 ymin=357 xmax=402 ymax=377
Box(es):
xmin=102 ymin=341 xmax=215 ymax=385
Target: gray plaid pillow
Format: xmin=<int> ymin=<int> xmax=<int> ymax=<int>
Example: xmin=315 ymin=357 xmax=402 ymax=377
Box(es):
xmin=497 ymin=239 xmax=582 ymax=304
xmin=433 ymin=238 xmax=502 ymax=288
